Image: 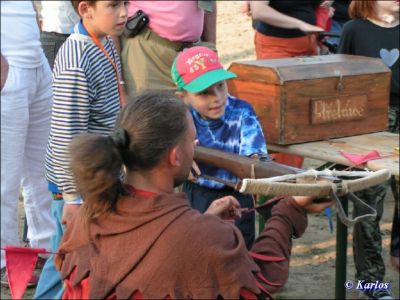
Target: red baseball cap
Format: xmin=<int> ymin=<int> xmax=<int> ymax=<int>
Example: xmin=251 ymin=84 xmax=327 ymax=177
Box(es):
xmin=171 ymin=46 xmax=236 ymax=93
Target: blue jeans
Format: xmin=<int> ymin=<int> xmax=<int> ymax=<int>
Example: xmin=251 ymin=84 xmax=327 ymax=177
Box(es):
xmin=34 ymin=199 xmax=65 ymax=299
xmin=183 ymin=181 xmax=255 ymax=250
xmin=329 ymin=20 xmax=345 ymax=46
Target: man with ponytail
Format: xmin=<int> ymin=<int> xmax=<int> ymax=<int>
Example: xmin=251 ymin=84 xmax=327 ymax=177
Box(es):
xmin=55 ymin=91 xmax=333 ymax=299
xmin=35 ymin=1 xmax=128 ymax=298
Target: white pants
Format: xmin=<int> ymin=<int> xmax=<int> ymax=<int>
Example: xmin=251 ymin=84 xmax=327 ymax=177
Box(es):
xmin=1 ymin=63 xmax=55 ymax=268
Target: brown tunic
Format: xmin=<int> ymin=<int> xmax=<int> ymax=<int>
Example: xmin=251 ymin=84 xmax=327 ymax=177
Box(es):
xmin=55 ymin=192 xmax=307 ymax=299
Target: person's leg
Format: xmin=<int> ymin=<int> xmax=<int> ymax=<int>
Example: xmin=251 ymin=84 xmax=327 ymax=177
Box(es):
xmin=182 ymin=181 xmax=215 ymax=213
xmin=254 ymin=32 xmax=293 ymax=59
xmin=254 ymin=33 xmax=317 ymax=59
xmin=233 ymin=191 xmax=255 ymax=249
xmin=1 ymin=65 xmax=30 ymax=269
xmin=328 ymin=20 xmax=344 ymax=46
xmin=34 ymin=198 xmax=65 ymax=299
xmin=388 ymin=106 xmax=399 ymax=271
xmin=390 ymin=177 xmax=399 ymax=271
xmin=352 ymin=183 xmax=387 ymax=282
xmin=121 ymin=30 xmax=177 ymax=97
xmin=183 ymin=181 xmax=255 ymax=249
xmin=22 ymin=62 xmax=55 ymax=251
xmin=22 ymin=215 xmax=29 ymax=243
xmin=40 ymin=31 xmax=69 ymax=70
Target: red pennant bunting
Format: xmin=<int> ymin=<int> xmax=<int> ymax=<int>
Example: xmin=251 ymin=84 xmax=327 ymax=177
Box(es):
xmin=339 ymin=150 xmax=381 ymax=166
xmin=4 ymin=246 xmax=47 ymax=299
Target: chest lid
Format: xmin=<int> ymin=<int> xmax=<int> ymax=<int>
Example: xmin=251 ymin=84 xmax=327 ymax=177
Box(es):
xmin=228 ymin=54 xmax=390 ymax=85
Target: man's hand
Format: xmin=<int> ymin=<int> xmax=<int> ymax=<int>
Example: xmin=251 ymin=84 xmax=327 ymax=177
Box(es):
xmin=205 ymin=196 xmax=242 ymax=220
xmin=61 ymin=204 xmax=82 ymax=225
xmin=240 ymin=1 xmax=251 ymax=17
xmin=292 ymin=195 xmax=334 ymax=213
xmin=328 ymin=6 xmax=335 ymax=18
xmin=320 ymin=1 xmax=334 ymax=8
xmin=1 ymin=54 xmax=9 ymax=91
xmin=187 ymin=160 xmax=201 ymax=182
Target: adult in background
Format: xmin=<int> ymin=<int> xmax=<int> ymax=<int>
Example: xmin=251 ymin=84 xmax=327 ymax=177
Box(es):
xmin=20 ymin=0 xmax=79 ymax=247
xmin=38 ymin=1 xmax=80 ymax=70
xmin=325 ymin=0 xmax=351 ymax=46
xmin=121 ymin=1 xmax=216 ymax=96
xmin=338 ymin=0 xmax=399 ymax=298
xmin=1 ymin=0 xmax=55 ymax=285
xmin=32 ymin=0 xmax=78 ymax=295
xmin=250 ymin=0 xmax=324 ymax=59
xmin=249 ymin=0 xmax=324 ymax=169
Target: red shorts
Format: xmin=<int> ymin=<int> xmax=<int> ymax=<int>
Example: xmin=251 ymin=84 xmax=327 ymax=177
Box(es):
xmin=254 ymin=32 xmax=317 ymax=59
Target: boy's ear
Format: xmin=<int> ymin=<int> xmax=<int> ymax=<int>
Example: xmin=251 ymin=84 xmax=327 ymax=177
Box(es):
xmin=174 ymin=91 xmax=189 ymax=105
xmin=78 ymin=1 xmax=93 ymax=19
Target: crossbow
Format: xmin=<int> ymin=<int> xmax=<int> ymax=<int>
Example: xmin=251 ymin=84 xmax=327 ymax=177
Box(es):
xmin=193 ymin=146 xmax=391 ymax=226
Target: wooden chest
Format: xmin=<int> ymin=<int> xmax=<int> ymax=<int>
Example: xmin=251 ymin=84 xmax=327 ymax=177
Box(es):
xmin=227 ymin=55 xmax=391 ymax=145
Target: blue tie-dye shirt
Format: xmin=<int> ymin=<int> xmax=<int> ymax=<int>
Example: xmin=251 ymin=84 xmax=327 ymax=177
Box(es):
xmin=192 ymin=95 xmax=269 ymax=189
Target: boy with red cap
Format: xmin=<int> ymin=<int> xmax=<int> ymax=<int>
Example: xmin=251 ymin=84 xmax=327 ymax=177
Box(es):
xmin=171 ymin=46 xmax=268 ymax=249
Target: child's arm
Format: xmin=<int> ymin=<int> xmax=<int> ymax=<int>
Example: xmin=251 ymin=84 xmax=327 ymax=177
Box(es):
xmin=51 ymin=66 xmax=90 ymax=197
xmin=239 ymin=103 xmax=269 ymax=159
xmin=250 ymin=1 xmax=323 ymax=33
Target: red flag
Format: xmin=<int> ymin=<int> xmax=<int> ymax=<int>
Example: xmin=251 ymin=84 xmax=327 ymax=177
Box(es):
xmin=339 ymin=150 xmax=382 ymax=166
xmin=4 ymin=246 xmax=47 ymax=299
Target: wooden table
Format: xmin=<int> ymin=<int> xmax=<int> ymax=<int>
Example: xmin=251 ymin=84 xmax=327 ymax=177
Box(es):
xmin=268 ymin=131 xmax=399 ymax=177
xmin=267 ymin=131 xmax=399 ymax=299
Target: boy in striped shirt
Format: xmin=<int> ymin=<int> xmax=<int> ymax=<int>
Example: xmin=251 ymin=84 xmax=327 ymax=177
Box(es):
xmin=35 ymin=1 xmax=128 ymax=299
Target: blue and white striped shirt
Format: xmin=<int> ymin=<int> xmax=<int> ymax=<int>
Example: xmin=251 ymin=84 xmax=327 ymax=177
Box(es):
xmin=192 ymin=96 xmax=269 ymax=189
xmin=45 ymin=22 xmax=121 ymax=193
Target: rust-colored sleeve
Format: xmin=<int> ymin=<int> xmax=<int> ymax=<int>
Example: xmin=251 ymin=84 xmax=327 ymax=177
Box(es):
xmin=250 ymin=196 xmax=308 ymax=294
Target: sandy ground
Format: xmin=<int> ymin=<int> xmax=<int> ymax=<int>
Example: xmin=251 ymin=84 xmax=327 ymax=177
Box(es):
xmin=2 ymin=2 xmax=398 ymax=299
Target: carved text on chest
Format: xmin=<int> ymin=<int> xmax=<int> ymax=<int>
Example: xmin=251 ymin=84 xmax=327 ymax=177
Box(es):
xmin=310 ymin=94 xmax=368 ymax=125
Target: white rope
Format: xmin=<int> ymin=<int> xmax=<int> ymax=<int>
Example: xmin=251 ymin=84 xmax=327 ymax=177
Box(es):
xmin=244 ymin=169 xmax=379 ymax=183
xmin=309 ymin=168 xmax=319 ymax=181
xmin=239 ymin=169 xmax=391 ymax=196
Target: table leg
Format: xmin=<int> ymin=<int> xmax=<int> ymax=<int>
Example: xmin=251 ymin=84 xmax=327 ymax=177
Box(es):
xmin=335 ymin=196 xmax=348 ymax=299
